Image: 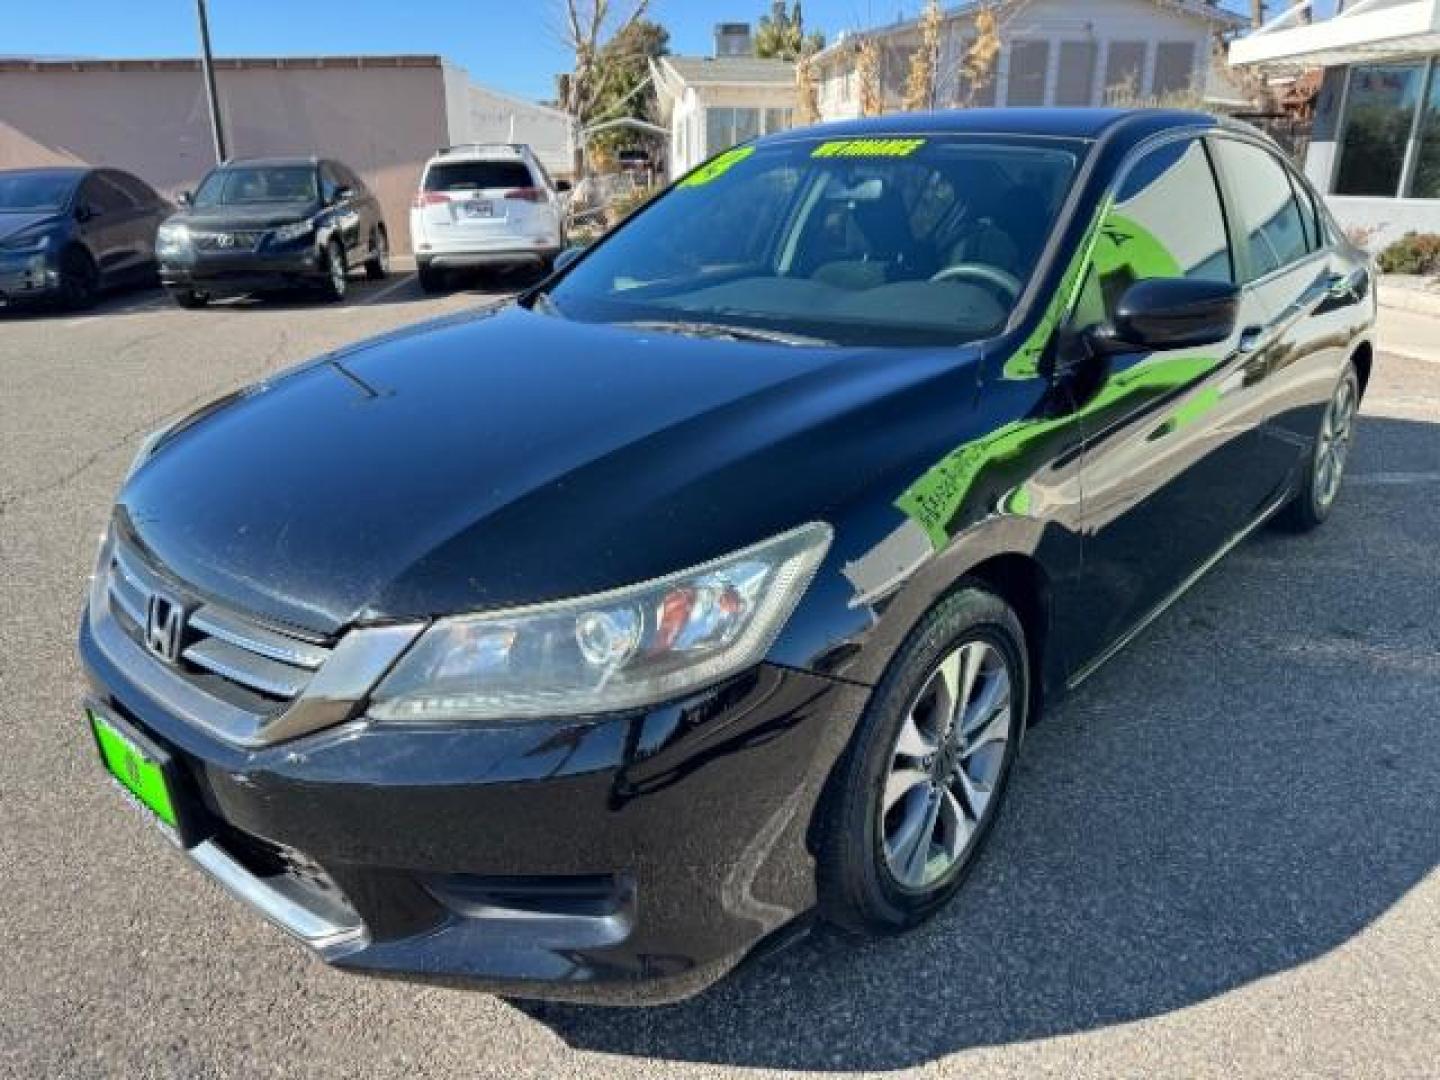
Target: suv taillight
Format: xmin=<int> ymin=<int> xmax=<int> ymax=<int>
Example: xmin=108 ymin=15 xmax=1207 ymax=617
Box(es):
xmin=504 ymin=188 xmax=545 ymax=203
xmin=413 ymin=192 xmax=451 ymax=208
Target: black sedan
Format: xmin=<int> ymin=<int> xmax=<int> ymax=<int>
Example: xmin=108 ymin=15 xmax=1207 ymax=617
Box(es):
xmin=78 ymin=109 xmax=1374 ymax=1005
xmin=0 ymin=166 xmax=170 ymax=309
xmin=158 ymin=156 xmax=389 ymax=306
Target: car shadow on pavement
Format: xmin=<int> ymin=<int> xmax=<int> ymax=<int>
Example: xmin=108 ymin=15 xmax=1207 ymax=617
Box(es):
xmin=520 ymin=414 xmax=1440 ymax=1072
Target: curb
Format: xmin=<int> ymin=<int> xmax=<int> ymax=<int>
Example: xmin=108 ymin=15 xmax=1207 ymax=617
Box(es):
xmin=1377 ymin=278 xmax=1440 ymax=318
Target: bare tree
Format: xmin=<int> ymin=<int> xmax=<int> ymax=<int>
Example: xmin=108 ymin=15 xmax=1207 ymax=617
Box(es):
xmin=857 ymin=36 xmax=883 ymax=117
xmin=796 ymin=42 xmax=822 ymax=124
xmin=902 ymin=0 xmax=943 ymax=112
xmin=554 ymin=0 xmax=651 ymax=172
xmin=956 ymin=6 xmax=1001 ymax=107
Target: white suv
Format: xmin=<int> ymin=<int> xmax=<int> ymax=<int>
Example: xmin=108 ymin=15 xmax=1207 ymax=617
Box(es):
xmin=409 ymin=144 xmax=568 ymax=291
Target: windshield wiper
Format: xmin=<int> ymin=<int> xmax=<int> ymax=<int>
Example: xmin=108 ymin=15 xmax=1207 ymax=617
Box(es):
xmin=619 ymin=319 xmax=831 ymax=347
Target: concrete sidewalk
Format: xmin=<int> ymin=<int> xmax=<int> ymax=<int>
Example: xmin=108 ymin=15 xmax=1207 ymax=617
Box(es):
xmin=1377 ymin=277 xmax=1440 ymax=364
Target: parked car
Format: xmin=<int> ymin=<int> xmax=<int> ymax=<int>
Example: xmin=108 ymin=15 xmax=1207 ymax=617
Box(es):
xmin=0 ymin=166 xmax=169 ymax=309
xmin=157 ymin=157 xmax=388 ymax=307
xmin=79 ymin=109 xmax=1374 ymax=1005
xmin=410 ymin=143 xmax=569 ymax=292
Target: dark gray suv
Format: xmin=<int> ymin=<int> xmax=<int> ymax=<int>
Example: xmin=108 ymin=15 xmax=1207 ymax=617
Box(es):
xmin=0 ymin=166 xmax=170 ymax=309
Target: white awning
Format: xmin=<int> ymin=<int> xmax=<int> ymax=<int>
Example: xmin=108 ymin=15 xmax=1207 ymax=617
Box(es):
xmin=1229 ymin=0 xmax=1440 ymax=72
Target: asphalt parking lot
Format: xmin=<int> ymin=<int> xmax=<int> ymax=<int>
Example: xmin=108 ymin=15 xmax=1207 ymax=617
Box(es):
xmin=1 ymin=276 xmax=1437 ymax=1079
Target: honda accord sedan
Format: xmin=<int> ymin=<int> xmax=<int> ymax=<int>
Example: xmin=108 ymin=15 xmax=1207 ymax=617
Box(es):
xmin=79 ymin=109 xmax=1375 ymax=1005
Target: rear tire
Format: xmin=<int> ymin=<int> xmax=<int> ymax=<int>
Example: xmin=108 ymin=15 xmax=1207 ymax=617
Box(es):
xmin=1275 ymin=361 xmax=1360 ymax=533
xmin=817 ymin=585 xmax=1028 ymax=934
xmin=58 ymin=248 xmax=99 ymax=310
xmin=416 ymin=260 xmax=444 ymax=294
xmin=169 ymin=287 xmax=208 ymax=309
xmin=364 ymin=228 xmax=390 ymax=281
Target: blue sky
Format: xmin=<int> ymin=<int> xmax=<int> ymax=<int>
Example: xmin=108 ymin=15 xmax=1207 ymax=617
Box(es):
xmin=7 ymin=0 xmax=1257 ymax=102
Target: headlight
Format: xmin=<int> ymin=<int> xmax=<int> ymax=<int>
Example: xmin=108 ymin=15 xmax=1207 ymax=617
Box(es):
xmin=270 ymin=220 xmax=314 ymax=243
xmin=1 ymin=230 xmax=51 ymax=254
xmin=156 ymin=223 xmax=190 ymax=253
xmin=369 ymin=523 xmax=832 ymax=722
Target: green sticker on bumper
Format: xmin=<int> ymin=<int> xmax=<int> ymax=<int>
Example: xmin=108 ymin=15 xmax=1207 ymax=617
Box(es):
xmin=91 ymin=710 xmax=177 ymax=828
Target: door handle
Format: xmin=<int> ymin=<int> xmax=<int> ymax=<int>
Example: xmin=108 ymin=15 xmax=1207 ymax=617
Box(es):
xmin=1237 ymin=325 xmax=1266 ymax=353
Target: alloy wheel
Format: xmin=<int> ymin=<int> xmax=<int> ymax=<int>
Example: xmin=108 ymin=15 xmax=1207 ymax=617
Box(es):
xmin=880 ymin=639 xmax=1013 ymax=890
xmin=1315 ymin=374 xmax=1358 ymax=510
xmin=329 ymin=244 xmax=347 ymax=298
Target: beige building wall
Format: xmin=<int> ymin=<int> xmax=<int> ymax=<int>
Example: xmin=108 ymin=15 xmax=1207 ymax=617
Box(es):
xmin=0 ymin=57 xmax=451 ymax=254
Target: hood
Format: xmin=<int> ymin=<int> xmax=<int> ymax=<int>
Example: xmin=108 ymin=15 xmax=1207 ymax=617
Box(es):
xmin=120 ymin=306 xmax=977 ymax=635
xmin=171 ymin=200 xmax=319 ymax=230
xmin=0 ymin=211 xmax=63 ymax=244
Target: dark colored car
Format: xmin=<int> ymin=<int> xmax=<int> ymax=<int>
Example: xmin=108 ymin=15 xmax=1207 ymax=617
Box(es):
xmin=0 ymin=166 xmax=170 ymax=309
xmin=79 ymin=109 xmax=1374 ymax=1005
xmin=158 ymin=157 xmax=389 ymax=307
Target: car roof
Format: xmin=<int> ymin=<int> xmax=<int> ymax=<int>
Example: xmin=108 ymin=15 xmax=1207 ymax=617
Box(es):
xmin=427 ymin=144 xmax=534 ymax=165
xmin=0 ymin=165 xmax=90 ymax=179
xmin=766 ymin=107 xmax=1218 ymax=146
xmin=217 ymin=157 xmax=321 ymax=169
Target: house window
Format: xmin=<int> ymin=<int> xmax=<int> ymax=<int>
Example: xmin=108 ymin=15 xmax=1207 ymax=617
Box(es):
xmin=1054 ymin=41 xmax=1097 ymax=106
xmin=1153 ymin=41 xmax=1197 ymax=97
xmin=1104 ymin=41 xmax=1147 ymax=100
xmin=1007 ymin=40 xmax=1050 ymax=106
xmin=1407 ymin=62 xmax=1440 ymax=198
xmin=705 ymin=107 xmax=761 ymax=156
xmin=764 ymin=108 xmax=794 ymax=135
xmin=1334 ymin=61 xmax=1425 ymax=196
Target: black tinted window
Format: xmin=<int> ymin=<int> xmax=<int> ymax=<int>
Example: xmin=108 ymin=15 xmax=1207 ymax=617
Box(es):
xmin=425 ymin=161 xmax=533 ymax=191
xmin=1211 ymin=139 xmax=1310 ymax=279
xmin=107 ymin=171 xmax=160 ymax=207
xmin=81 ymin=174 xmax=135 ymax=213
xmin=1070 ymin=138 xmax=1232 ymax=329
xmin=194 ymin=166 xmax=318 ymax=206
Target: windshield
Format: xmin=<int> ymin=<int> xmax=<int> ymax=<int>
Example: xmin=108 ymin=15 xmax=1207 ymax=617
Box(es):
xmin=543 ymin=135 xmax=1081 ymax=347
xmin=193 ymin=165 xmax=318 ymax=207
xmin=0 ymin=172 xmax=76 ymax=212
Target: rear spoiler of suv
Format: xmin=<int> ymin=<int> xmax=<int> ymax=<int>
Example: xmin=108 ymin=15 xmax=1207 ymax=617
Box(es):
xmin=435 ymin=143 xmax=527 ymax=157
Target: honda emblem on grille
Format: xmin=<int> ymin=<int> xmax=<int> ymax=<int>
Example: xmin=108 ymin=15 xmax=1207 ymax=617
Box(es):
xmin=145 ymin=592 xmax=186 ymax=664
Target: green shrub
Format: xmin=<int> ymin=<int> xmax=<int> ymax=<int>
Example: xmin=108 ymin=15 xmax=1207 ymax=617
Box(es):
xmin=1377 ymin=231 xmax=1440 ymax=275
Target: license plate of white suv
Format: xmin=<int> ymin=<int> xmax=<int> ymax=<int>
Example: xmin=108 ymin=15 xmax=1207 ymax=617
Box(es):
xmin=463 ymin=200 xmax=494 ymax=219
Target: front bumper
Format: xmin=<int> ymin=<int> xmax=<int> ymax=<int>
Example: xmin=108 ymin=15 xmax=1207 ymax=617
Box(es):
xmin=79 ymin=603 xmax=865 ymax=1004
xmin=160 ymin=247 xmax=325 ymax=294
xmin=0 ymin=252 xmax=59 ymax=303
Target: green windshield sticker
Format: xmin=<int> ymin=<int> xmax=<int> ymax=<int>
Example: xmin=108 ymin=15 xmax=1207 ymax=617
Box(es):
xmin=678 ymin=146 xmax=755 ymax=188
xmin=812 ymin=138 xmax=927 ymax=159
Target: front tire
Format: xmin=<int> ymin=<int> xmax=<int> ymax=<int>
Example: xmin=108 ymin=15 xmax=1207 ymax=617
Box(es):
xmin=818 ymin=586 xmax=1028 ymax=934
xmin=1276 ymin=361 xmax=1360 ymax=533
xmin=320 ymin=240 xmax=348 ymax=301
xmin=58 ymin=248 xmax=99 ymax=310
xmin=169 ymin=287 xmax=208 ymax=309
xmin=364 ymin=228 xmax=389 ymax=281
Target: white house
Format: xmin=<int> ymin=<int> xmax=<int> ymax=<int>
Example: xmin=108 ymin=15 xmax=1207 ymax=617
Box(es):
xmin=652 ymin=43 xmax=797 ymax=178
xmin=810 ymin=0 xmax=1247 ymax=117
xmin=1230 ymin=0 xmax=1440 ymax=246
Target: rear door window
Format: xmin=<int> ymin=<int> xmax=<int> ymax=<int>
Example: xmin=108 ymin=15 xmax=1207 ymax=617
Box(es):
xmin=1209 ymin=139 xmax=1312 ymax=280
xmin=425 ymin=160 xmax=533 ymax=192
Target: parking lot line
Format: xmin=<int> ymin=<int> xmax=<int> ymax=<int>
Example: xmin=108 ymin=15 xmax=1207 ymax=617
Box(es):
xmin=357 ymin=273 xmax=416 ymax=307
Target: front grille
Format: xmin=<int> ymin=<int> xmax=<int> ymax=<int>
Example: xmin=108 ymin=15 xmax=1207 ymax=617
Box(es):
xmin=191 ymin=230 xmax=264 ymax=252
xmin=106 ymin=535 xmax=332 ymax=713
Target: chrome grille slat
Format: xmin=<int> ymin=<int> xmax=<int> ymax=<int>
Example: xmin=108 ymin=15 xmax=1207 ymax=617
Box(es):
xmin=183 ymin=637 xmax=311 ymax=699
xmin=189 ymin=606 xmax=329 ymax=670
xmin=103 ymin=534 xmax=333 ymax=708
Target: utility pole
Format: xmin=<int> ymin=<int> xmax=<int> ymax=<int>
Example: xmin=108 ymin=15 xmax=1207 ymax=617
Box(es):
xmin=195 ymin=0 xmax=228 ymax=163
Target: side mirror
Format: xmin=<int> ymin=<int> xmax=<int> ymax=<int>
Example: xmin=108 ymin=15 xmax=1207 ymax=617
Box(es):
xmin=555 ymin=180 xmax=573 ymax=194
xmin=553 ymin=245 xmax=585 ymax=273
xmin=177 ymin=190 xmax=194 ymax=207
xmin=1090 ymin=277 xmax=1240 ymax=354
